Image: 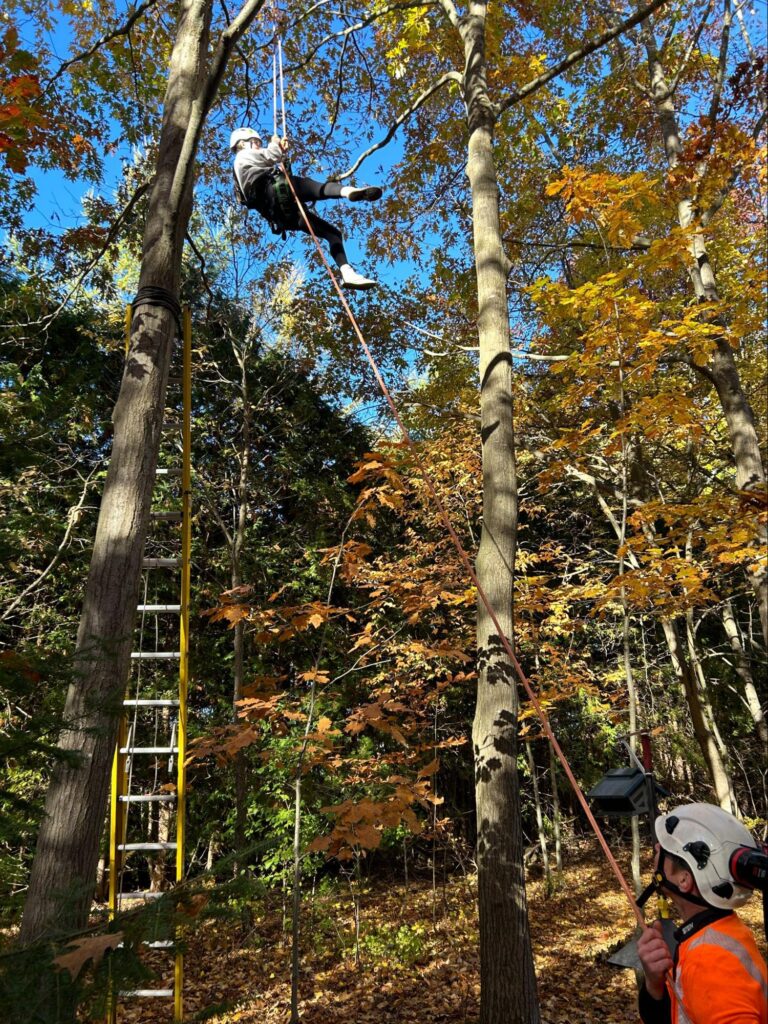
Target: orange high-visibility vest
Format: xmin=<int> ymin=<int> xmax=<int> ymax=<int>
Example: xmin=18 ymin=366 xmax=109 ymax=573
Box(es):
xmin=667 ymin=913 xmax=767 ymax=1024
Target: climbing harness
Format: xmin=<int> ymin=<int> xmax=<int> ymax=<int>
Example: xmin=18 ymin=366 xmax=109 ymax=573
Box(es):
xmin=269 ymin=163 xmax=301 ymax=233
xmin=234 ymin=163 xmax=301 ymax=235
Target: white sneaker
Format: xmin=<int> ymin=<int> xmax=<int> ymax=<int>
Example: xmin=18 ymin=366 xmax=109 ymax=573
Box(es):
xmin=340 ymin=264 xmax=377 ymax=290
xmin=341 ymin=186 xmax=383 ymax=202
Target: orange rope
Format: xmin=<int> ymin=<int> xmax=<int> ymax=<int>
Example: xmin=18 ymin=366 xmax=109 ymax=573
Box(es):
xmin=280 ymin=166 xmax=647 ymax=930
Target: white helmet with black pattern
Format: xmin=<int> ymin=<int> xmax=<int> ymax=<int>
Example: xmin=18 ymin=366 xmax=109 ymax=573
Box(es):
xmin=655 ymin=803 xmax=759 ymax=910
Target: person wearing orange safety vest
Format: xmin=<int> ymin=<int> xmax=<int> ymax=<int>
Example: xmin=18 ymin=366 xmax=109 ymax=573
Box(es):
xmin=638 ymin=803 xmax=767 ymax=1024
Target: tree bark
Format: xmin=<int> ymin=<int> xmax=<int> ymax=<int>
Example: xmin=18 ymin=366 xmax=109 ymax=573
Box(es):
xmin=641 ymin=20 xmax=768 ymax=644
xmin=20 ymin=0 xmax=265 ymax=944
xmin=233 ymin=357 xmax=252 ymax=863
xmin=526 ymin=741 xmax=551 ymax=887
xmin=721 ymin=598 xmax=768 ymax=750
xmin=661 ymin=618 xmax=736 ymax=811
xmin=460 ymin=4 xmax=539 ymax=1021
xmin=547 ymin=741 xmax=563 ymax=873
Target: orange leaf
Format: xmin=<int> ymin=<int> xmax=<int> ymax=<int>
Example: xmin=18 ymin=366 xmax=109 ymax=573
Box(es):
xmin=54 ymin=932 xmax=124 ymax=980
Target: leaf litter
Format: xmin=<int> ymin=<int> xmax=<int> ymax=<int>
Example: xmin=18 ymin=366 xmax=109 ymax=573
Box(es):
xmin=112 ymin=849 xmax=766 ymax=1024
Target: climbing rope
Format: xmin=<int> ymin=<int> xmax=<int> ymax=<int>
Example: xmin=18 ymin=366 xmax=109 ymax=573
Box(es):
xmin=281 ymin=167 xmax=648 ymax=931
xmin=273 ymin=38 xmax=286 ymax=139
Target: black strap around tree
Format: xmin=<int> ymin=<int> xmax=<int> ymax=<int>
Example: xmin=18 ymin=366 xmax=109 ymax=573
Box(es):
xmin=131 ymin=285 xmax=182 ymax=337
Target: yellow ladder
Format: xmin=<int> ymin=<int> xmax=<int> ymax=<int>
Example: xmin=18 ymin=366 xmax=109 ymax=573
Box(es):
xmin=108 ymin=307 xmax=192 ymax=1022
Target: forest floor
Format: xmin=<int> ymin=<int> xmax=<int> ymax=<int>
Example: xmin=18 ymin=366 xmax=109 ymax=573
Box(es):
xmin=118 ymin=847 xmax=767 ymax=1024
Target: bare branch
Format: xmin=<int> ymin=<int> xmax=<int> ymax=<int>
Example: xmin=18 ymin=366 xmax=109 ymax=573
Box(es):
xmin=45 ymin=1 xmax=160 ymax=89
xmin=667 ymin=0 xmax=717 ymax=96
xmin=320 ymin=34 xmax=351 ymax=148
xmin=6 ymin=180 xmax=152 ymax=332
xmin=340 ymin=72 xmax=462 ymax=180
xmin=1 ymin=468 xmax=100 ymax=622
xmin=735 ymin=0 xmax=767 ymax=114
xmin=707 ymin=0 xmax=733 ymax=126
xmin=497 ymin=0 xmax=671 ymax=116
xmin=185 ymin=232 xmax=217 ymax=316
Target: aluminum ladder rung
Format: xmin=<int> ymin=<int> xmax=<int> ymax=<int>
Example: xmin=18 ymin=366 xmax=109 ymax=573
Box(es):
xmin=118 ymin=891 xmax=165 ymax=900
xmin=119 ymin=794 xmax=176 ymax=803
xmin=155 ymin=467 xmax=182 ymax=477
xmin=117 ymin=842 xmax=178 ymax=852
xmin=122 ymin=699 xmax=180 ymax=707
xmin=142 ymin=557 xmax=180 ymax=568
xmin=136 ymin=604 xmax=181 ymax=613
xmin=119 ymin=989 xmax=174 ymax=998
xmin=120 ymin=747 xmax=178 ymax=756
xmin=130 ymin=651 xmax=180 ymax=660
xmin=149 ymin=511 xmax=183 ymax=522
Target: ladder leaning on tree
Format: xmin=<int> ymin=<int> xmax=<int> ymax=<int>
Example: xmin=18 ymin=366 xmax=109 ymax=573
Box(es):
xmin=107 ymin=304 xmax=192 ymax=1023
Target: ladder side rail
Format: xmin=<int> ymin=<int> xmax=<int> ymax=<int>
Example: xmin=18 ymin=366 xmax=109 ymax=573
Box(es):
xmin=174 ymin=306 xmax=192 ymax=1022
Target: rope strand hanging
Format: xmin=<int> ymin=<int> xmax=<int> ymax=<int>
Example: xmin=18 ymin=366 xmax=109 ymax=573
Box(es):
xmin=271 ymin=0 xmax=286 ymax=140
xmin=272 ymin=43 xmax=286 ymax=138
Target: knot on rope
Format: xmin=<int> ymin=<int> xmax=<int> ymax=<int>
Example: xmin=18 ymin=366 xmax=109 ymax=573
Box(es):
xmin=131 ymin=286 xmax=182 ymax=337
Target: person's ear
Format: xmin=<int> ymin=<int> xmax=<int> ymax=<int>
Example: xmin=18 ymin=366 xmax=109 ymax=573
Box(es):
xmin=678 ymin=866 xmax=696 ymax=895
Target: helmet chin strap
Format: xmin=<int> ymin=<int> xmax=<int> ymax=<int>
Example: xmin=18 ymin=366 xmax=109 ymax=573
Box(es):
xmin=637 ymin=849 xmax=711 ymax=911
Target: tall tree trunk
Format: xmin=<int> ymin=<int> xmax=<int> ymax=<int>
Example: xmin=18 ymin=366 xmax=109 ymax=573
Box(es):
xmin=624 ymin=609 xmax=642 ymax=893
xmin=233 ymin=359 xmax=252 ymax=863
xmin=721 ymin=598 xmax=768 ymax=750
xmin=526 ymin=741 xmax=551 ymax=887
xmin=461 ymin=4 xmax=539 ymax=1021
xmin=548 ymin=741 xmax=563 ymax=873
xmin=20 ymin=0 xmax=265 ymax=944
xmin=289 ymin=773 xmax=302 ymax=1024
xmin=641 ymin=20 xmax=768 ymax=644
xmin=661 ymin=618 xmax=736 ymax=811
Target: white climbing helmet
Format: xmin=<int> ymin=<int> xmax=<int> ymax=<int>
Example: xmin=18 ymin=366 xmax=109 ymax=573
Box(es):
xmin=655 ymin=802 xmax=759 ymax=910
xmin=229 ymin=127 xmax=261 ymax=151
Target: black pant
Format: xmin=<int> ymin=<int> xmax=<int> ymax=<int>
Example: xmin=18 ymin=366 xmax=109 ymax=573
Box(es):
xmin=289 ymin=176 xmax=347 ymax=267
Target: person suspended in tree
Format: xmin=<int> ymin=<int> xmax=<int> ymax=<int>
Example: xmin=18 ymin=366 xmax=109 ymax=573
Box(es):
xmin=230 ymin=127 xmax=382 ymax=291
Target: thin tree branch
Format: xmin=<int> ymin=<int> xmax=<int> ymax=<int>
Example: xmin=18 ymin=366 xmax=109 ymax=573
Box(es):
xmin=185 ymin=231 xmax=217 ymax=315
xmin=321 ymin=34 xmax=350 ymax=148
xmin=667 ymin=0 xmax=717 ymax=96
xmin=1 ymin=468 xmax=100 ymax=622
xmin=734 ymin=0 xmax=767 ymax=114
xmin=497 ymin=0 xmax=671 ymax=115
xmin=340 ymin=72 xmax=462 ymax=179
xmin=6 ymin=180 xmax=152 ymax=331
xmin=504 ymin=235 xmax=652 ymax=252
xmin=45 ymin=0 xmax=160 ymax=88
xmin=707 ymin=0 xmax=732 ymax=127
